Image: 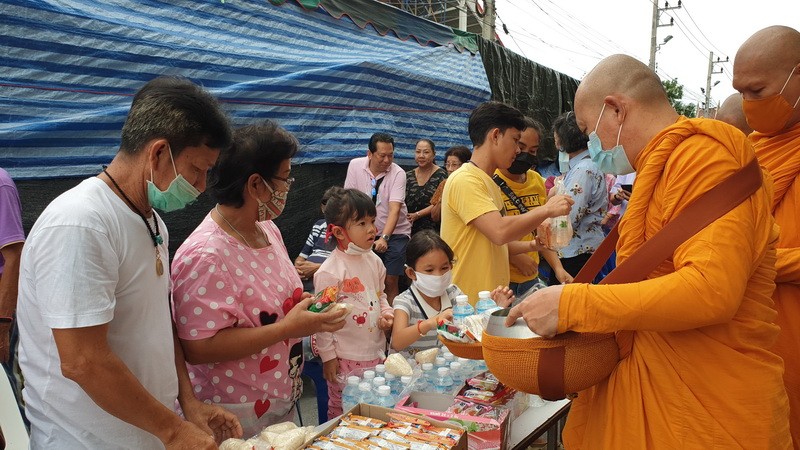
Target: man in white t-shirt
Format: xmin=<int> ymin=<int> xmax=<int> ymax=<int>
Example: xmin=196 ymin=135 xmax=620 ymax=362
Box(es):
xmin=16 ymin=77 xmax=242 ymax=449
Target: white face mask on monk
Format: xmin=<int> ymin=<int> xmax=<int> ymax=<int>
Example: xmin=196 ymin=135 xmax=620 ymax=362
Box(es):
xmin=587 ymin=104 xmax=635 ymax=175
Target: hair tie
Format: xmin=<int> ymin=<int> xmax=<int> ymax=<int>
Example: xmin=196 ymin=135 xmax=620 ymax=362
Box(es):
xmin=324 ymin=223 xmax=336 ymax=244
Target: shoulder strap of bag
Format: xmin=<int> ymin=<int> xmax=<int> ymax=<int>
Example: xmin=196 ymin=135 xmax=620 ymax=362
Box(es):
xmin=492 ymin=175 xmax=529 ymax=214
xmin=372 ymin=176 xmax=385 ymax=204
xmin=574 ymin=158 xmax=762 ymax=284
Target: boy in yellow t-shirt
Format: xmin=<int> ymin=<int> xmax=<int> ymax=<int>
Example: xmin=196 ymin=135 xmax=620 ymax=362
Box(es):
xmin=441 ymin=103 xmax=573 ymax=304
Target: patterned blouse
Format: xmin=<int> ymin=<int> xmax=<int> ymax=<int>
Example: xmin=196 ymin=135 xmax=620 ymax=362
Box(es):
xmin=405 ymin=167 xmax=447 ymax=233
xmin=559 ymin=150 xmax=608 ymax=258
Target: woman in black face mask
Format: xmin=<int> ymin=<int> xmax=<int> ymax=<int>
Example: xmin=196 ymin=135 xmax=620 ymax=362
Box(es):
xmin=493 ymin=118 xmax=573 ymax=297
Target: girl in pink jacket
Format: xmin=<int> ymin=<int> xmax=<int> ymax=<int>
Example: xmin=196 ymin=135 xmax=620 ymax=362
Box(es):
xmin=313 ymin=187 xmax=394 ymax=418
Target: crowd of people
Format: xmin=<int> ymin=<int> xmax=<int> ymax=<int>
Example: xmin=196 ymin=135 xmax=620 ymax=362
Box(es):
xmin=0 ymin=24 xmax=798 ymax=449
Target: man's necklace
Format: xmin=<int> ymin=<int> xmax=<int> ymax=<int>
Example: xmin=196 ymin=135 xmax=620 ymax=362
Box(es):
xmin=102 ymin=167 xmax=164 ymax=276
xmin=215 ymin=204 xmax=268 ymax=248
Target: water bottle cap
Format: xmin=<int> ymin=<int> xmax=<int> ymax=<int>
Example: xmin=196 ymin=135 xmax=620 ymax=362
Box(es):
xmin=377 ymin=385 xmax=391 ymax=395
xmin=358 ymin=382 xmax=371 ymax=391
xmin=385 ymin=373 xmax=396 ymax=380
xmin=363 ymin=370 xmax=375 ymax=379
xmin=375 ymin=364 xmax=385 ymax=373
xmin=401 ymin=375 xmax=412 ymax=383
xmin=458 ymin=357 xmax=469 ymax=363
xmin=347 ymin=376 xmax=360 ymax=385
xmin=435 ymin=357 xmax=446 ymax=365
xmin=373 ymin=377 xmax=386 ymax=386
xmin=455 ymin=294 xmax=469 ymax=304
xmin=450 ymin=361 xmax=461 ymax=370
xmin=437 ymin=367 xmax=449 ymax=376
xmin=422 ymin=363 xmax=433 ymax=370
xmin=478 ymin=290 xmax=491 ymax=299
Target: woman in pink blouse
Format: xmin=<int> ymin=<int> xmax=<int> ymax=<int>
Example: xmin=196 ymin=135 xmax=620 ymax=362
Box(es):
xmin=171 ymin=121 xmax=345 ymax=436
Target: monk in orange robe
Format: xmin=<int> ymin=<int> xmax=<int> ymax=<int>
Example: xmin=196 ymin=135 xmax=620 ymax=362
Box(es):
xmin=734 ymin=25 xmax=800 ymax=448
xmin=508 ymin=54 xmax=792 ymax=448
xmin=716 ymin=93 xmax=753 ymax=135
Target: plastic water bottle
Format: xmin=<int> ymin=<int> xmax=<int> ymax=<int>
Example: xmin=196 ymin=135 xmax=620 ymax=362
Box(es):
xmin=400 ymin=375 xmax=413 ymax=396
xmin=420 ymin=362 xmax=436 ymax=389
xmin=372 ymin=376 xmax=386 ymax=389
xmin=434 ymin=356 xmax=447 ymax=370
xmin=374 ymin=385 xmax=396 ymax=407
xmin=356 ymin=382 xmax=375 ymax=406
xmin=449 ymin=361 xmax=465 ymax=387
xmin=550 ymin=178 xmax=573 ymax=250
xmin=374 ymin=364 xmax=386 ymax=378
xmin=342 ymin=376 xmax=361 ymax=412
xmin=458 ymin=357 xmax=476 ymax=377
xmin=362 ymin=370 xmax=376 ymax=383
xmin=452 ymin=295 xmax=474 ymax=326
xmin=442 ymin=351 xmax=455 ymax=365
xmin=385 ymin=372 xmax=401 ymax=396
xmin=475 ymin=290 xmax=498 ymax=315
xmin=433 ymin=367 xmax=454 ymax=394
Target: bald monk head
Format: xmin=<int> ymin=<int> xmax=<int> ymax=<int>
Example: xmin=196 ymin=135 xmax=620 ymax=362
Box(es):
xmin=716 ymin=93 xmax=753 ymax=135
xmin=574 ymin=54 xmax=679 ymax=174
xmin=733 ymin=25 xmax=800 ymax=134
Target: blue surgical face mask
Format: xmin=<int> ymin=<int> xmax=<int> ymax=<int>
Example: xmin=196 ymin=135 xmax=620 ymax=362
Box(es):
xmin=587 ymin=104 xmax=635 ymax=175
xmin=558 ymin=149 xmax=570 ymax=173
xmin=147 ymin=144 xmax=201 ymax=212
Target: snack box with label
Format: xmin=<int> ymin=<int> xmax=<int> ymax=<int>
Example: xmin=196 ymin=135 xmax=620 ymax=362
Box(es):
xmin=395 ymin=392 xmax=518 ymax=450
xmin=305 ymin=403 xmax=468 ymax=450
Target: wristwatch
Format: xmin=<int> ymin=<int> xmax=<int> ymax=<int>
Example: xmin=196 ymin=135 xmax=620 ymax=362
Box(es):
xmin=381 ymin=234 xmax=391 ymax=241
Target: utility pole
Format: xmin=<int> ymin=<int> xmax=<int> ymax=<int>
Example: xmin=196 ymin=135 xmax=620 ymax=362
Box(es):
xmin=458 ymin=0 xmax=467 ymax=31
xmin=649 ymin=1 xmax=681 ymax=70
xmin=704 ymin=51 xmax=728 ymax=116
xmin=482 ymin=0 xmax=495 ymax=40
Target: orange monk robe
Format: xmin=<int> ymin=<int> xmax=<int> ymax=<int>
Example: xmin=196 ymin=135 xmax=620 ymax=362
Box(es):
xmin=752 ymin=122 xmax=800 ymax=448
xmin=558 ymin=118 xmax=791 ymax=449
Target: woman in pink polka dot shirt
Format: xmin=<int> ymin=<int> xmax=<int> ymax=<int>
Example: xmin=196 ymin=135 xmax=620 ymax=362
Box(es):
xmin=171 ymin=122 xmax=346 ymax=437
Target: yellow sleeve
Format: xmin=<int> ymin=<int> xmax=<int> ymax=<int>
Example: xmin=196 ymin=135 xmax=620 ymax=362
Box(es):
xmin=775 ymin=247 xmax=800 ymax=284
xmin=558 ymin=135 xmax=760 ymax=333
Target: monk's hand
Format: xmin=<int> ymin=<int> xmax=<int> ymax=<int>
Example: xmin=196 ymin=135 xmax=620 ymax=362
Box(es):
xmin=545 ymin=194 xmax=574 ymax=218
xmin=181 ymin=397 xmax=243 ymax=444
xmin=505 ymin=285 xmax=564 ymax=338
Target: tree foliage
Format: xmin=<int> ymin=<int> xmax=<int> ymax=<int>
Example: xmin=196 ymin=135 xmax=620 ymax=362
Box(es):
xmin=662 ymin=78 xmax=696 ymax=118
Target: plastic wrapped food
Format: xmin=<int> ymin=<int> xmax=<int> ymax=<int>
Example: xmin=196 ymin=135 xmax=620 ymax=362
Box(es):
xmin=309 ymin=285 xmax=341 ymax=313
xmin=219 ymin=438 xmax=252 ymax=450
xmin=384 ymin=353 xmax=414 ymax=377
xmin=414 ymin=348 xmax=438 ymax=365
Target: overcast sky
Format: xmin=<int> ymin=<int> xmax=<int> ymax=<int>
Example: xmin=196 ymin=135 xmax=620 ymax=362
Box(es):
xmin=494 ymin=0 xmax=800 ymax=108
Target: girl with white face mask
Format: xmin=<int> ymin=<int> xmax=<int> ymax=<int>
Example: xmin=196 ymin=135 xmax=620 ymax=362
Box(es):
xmin=389 ymin=230 xmax=515 ymax=354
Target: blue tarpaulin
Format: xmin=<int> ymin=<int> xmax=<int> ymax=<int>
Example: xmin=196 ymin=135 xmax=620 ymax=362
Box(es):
xmin=0 ymin=0 xmax=491 ymax=179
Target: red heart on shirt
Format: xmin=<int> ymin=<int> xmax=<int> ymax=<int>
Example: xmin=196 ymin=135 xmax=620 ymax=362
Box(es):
xmin=282 ymin=287 xmax=303 ymax=316
xmin=254 ymin=398 xmax=271 ymax=418
xmin=260 ymin=356 xmax=279 ymax=373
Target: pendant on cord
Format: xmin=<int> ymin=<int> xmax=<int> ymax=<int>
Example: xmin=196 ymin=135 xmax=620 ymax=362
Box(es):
xmin=155 ymin=247 xmax=164 ymax=276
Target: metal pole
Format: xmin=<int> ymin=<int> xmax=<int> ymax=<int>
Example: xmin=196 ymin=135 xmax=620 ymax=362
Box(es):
xmin=482 ymin=0 xmax=495 ymax=40
xmin=705 ymin=51 xmax=713 ymax=117
xmin=458 ymin=0 xmax=467 ymax=31
xmin=649 ymin=0 xmax=658 ymax=70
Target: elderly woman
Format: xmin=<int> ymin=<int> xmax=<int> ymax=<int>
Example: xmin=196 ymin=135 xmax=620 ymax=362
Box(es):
xmin=551 ymin=112 xmax=608 ymax=278
xmin=405 ymin=139 xmax=447 ymax=233
xmin=429 ymin=145 xmax=471 ymax=223
xmin=170 ymin=121 xmax=345 ymax=437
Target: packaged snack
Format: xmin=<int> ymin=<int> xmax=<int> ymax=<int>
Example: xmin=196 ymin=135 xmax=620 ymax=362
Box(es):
xmin=464 ymin=372 xmax=500 ymax=391
xmin=309 ymin=285 xmax=341 ymax=313
xmin=331 ymin=424 xmax=380 ymax=441
xmin=342 ymin=414 xmax=387 ymax=429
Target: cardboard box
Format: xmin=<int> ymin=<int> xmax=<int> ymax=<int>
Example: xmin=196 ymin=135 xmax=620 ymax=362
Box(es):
xmin=395 ymin=392 xmax=513 ymax=450
xmin=307 ymin=403 xmax=468 ymax=450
